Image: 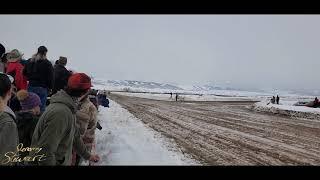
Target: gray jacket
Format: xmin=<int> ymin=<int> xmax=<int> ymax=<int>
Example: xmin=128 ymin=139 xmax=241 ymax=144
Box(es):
xmin=0 ymin=106 xmax=19 ymax=166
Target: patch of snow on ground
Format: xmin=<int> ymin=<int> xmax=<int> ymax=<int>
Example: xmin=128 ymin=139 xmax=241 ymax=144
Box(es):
xmin=252 ymin=100 xmax=320 ymax=120
xmin=91 ymin=100 xmax=199 ymax=165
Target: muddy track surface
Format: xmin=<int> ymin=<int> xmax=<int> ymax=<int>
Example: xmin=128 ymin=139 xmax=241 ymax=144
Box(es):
xmin=109 ymin=94 xmax=320 ymax=165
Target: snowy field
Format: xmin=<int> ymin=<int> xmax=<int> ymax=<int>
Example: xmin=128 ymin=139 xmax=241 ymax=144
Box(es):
xmin=89 ymin=100 xmax=199 ymax=165
xmin=112 ymin=92 xmax=259 ymax=102
xmin=111 ymin=92 xmax=316 ymax=105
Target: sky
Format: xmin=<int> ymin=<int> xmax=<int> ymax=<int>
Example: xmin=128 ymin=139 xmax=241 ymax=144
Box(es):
xmin=1 ymin=15 xmax=320 ymax=91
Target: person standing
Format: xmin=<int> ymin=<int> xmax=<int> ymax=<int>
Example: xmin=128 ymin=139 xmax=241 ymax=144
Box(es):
xmin=15 ymin=90 xmax=41 ymax=159
xmin=30 ymin=73 xmax=100 ymax=166
xmin=53 ymin=56 xmax=71 ymax=95
xmin=0 ymin=73 xmax=19 ymax=166
xmin=175 ymin=93 xmax=178 ymax=102
xmin=23 ymin=46 xmax=54 ymax=112
xmin=276 ymin=95 xmax=280 ymax=105
xmin=6 ymin=49 xmax=28 ymax=90
xmin=72 ymin=89 xmax=98 ymax=165
xmin=314 ymin=97 xmax=319 ymax=108
xmin=271 ymin=96 xmax=275 ymax=104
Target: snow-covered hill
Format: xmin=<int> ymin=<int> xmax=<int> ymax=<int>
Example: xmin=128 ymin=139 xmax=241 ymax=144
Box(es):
xmin=92 ymin=77 xmax=318 ymax=98
xmin=93 ymin=78 xmax=183 ymax=91
xmin=92 ymin=78 xmax=251 ymax=93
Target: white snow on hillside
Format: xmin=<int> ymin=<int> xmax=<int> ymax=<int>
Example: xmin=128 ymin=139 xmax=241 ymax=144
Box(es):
xmin=90 ymin=100 xmax=199 ymax=165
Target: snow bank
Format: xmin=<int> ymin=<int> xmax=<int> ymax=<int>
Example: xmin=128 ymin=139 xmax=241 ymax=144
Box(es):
xmin=90 ymin=100 xmax=199 ymax=165
xmin=251 ymin=101 xmax=320 ymax=120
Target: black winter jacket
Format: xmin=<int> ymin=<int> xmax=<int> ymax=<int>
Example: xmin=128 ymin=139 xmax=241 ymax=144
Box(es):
xmin=15 ymin=112 xmax=40 ymax=153
xmin=23 ymin=58 xmax=54 ymax=89
xmin=53 ymin=64 xmax=71 ymax=94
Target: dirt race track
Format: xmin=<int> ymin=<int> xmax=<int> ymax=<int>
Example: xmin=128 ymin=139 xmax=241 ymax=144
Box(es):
xmin=109 ymin=94 xmax=320 ymax=165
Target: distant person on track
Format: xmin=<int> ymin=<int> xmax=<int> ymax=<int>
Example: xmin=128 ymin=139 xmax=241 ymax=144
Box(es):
xmin=175 ymin=93 xmax=178 ymax=102
xmin=276 ymin=95 xmax=280 ymax=104
xmin=314 ymin=97 xmax=319 ymax=108
xmin=271 ymin=96 xmax=275 ymax=104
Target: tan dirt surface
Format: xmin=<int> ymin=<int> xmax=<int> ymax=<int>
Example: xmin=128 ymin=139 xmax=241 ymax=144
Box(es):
xmin=109 ymin=94 xmax=320 ymax=165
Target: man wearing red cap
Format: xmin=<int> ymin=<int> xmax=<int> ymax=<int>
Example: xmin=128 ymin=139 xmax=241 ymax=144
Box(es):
xmin=30 ymin=73 xmax=100 ymax=166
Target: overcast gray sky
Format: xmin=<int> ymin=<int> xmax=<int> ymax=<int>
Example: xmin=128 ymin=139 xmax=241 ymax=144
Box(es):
xmin=1 ymin=15 xmax=319 ymax=90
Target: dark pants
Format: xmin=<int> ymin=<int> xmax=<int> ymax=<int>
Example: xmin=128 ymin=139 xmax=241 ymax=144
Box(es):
xmin=75 ymin=154 xmax=81 ymax=166
xmin=28 ymin=86 xmax=48 ymax=112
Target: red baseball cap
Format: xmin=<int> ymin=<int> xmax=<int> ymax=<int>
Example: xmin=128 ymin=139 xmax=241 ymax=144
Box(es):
xmin=67 ymin=73 xmax=92 ymax=90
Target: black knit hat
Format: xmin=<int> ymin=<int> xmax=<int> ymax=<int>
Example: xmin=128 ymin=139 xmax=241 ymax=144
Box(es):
xmin=0 ymin=43 xmax=5 ymax=58
xmin=37 ymin=46 xmax=48 ymax=54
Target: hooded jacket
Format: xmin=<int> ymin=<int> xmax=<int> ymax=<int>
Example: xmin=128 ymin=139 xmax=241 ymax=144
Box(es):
xmin=30 ymin=90 xmax=90 ymax=166
xmin=0 ymin=106 xmax=19 ymax=166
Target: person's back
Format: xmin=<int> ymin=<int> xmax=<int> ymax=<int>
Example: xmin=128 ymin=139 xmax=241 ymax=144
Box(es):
xmin=314 ymin=97 xmax=319 ymax=107
xmin=6 ymin=61 xmax=25 ymax=88
xmin=97 ymin=94 xmax=109 ymax=108
xmin=53 ymin=57 xmax=71 ymax=94
xmin=30 ymin=73 xmax=99 ymax=166
xmin=272 ymin=96 xmax=275 ymax=104
xmin=15 ymin=111 xmax=39 ymax=158
xmin=73 ymin=97 xmax=98 ymax=165
xmin=23 ymin=46 xmax=53 ymax=112
xmin=24 ymin=56 xmax=53 ymax=89
xmin=15 ymin=90 xmax=41 ymax=156
xmin=6 ymin=49 xmax=28 ymax=90
xmin=30 ymin=90 xmax=79 ymax=165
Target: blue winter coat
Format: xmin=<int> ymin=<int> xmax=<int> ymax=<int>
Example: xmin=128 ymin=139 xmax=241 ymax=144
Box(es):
xmin=97 ymin=94 xmax=109 ymax=108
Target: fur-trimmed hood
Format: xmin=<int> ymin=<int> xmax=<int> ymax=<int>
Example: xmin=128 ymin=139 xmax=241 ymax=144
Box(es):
xmin=30 ymin=53 xmax=47 ymax=62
